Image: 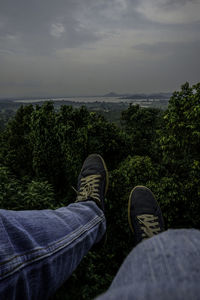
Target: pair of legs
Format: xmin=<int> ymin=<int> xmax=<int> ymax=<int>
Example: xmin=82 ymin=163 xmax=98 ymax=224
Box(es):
xmin=0 ymin=154 xmax=199 ymax=299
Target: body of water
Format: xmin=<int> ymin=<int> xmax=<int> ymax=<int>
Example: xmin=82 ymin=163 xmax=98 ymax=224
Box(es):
xmin=14 ymin=97 xmax=151 ymax=104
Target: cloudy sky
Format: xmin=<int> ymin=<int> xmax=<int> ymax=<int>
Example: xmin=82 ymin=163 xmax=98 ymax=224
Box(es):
xmin=0 ymin=0 xmax=200 ymax=98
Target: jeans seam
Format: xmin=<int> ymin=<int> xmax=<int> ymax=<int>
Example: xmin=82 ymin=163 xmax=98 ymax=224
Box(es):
xmin=0 ymin=213 xmax=104 ymax=266
xmin=0 ymin=214 xmax=105 ymax=280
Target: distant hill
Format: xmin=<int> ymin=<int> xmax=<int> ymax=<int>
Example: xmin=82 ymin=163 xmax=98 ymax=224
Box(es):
xmin=103 ymin=92 xmax=120 ymax=97
xmin=103 ymin=92 xmax=171 ymax=99
xmin=122 ymin=93 xmax=172 ymax=100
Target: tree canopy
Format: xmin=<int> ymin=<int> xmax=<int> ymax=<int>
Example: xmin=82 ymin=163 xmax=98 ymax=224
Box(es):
xmin=0 ymin=82 xmax=199 ymax=299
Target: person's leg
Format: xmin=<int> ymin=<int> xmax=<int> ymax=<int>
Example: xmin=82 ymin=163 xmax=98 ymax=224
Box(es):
xmin=0 ymin=202 xmax=105 ymax=300
xmin=0 ymin=154 xmax=108 ymax=300
xmin=96 ymin=229 xmax=200 ymax=300
xmin=96 ymin=186 xmax=200 ymax=299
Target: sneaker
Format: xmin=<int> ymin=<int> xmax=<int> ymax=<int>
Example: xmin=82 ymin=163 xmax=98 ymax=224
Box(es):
xmin=73 ymin=154 xmax=108 ymax=249
xmin=74 ymin=154 xmax=109 ymax=212
xmin=128 ymin=186 xmax=164 ymax=245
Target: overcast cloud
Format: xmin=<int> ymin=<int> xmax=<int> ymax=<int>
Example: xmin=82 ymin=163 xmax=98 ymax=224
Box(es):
xmin=0 ymin=0 xmax=200 ymax=97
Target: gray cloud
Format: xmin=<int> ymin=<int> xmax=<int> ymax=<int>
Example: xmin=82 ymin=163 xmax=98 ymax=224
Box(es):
xmin=0 ymin=0 xmax=107 ymax=55
xmin=0 ymin=0 xmax=200 ymax=97
xmin=158 ymin=0 xmax=198 ymax=9
xmin=136 ymin=0 xmax=200 ymax=24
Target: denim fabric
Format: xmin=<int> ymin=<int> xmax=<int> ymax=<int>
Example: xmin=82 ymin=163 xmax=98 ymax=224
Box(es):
xmin=96 ymin=229 xmax=200 ymax=300
xmin=0 ymin=201 xmax=106 ymax=300
xmin=1 ymin=202 xmax=200 ymax=300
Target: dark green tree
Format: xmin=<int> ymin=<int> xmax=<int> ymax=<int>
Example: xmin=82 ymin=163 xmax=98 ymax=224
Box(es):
xmin=0 ymin=166 xmax=55 ymax=210
xmin=0 ymin=82 xmax=200 ymax=300
xmin=121 ymin=104 xmax=163 ymax=157
xmin=0 ymin=105 xmax=34 ymax=178
xmin=160 ymin=82 xmax=200 ymax=172
xmin=159 ymin=82 xmax=200 ymax=228
xmin=30 ymin=102 xmax=67 ymax=198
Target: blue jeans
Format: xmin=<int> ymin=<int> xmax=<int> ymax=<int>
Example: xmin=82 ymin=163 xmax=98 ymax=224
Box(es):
xmin=0 ymin=201 xmax=106 ymax=299
xmin=97 ymin=228 xmax=200 ymax=300
xmin=0 ymin=202 xmax=200 ymax=300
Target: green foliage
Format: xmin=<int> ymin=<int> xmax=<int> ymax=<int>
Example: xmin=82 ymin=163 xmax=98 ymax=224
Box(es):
xmin=23 ymin=180 xmax=55 ymax=210
xmin=0 ymin=165 xmax=24 ymax=210
xmin=158 ymin=82 xmax=200 ymax=228
xmin=121 ymin=104 xmax=163 ymax=157
xmin=0 ymin=109 xmax=14 ymax=131
xmin=30 ymin=102 xmax=67 ymax=198
xmin=0 ymin=105 xmax=34 ymax=177
xmin=0 ymin=82 xmax=200 ymax=299
xmin=0 ymin=166 xmax=55 ymax=210
xmin=160 ymin=82 xmax=200 ymax=170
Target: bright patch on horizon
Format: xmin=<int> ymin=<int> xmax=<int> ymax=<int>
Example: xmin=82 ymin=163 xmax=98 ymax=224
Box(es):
xmin=136 ymin=0 xmax=200 ymax=24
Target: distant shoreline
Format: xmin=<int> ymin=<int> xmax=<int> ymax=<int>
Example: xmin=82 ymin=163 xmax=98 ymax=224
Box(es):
xmin=0 ymin=92 xmax=171 ymax=103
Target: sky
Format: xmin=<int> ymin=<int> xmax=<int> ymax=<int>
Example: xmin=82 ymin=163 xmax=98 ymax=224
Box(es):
xmin=0 ymin=0 xmax=200 ymax=98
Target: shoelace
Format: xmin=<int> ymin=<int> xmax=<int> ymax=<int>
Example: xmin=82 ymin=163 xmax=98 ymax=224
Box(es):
xmin=72 ymin=174 xmax=101 ymax=203
xmin=137 ymin=214 xmax=161 ymax=239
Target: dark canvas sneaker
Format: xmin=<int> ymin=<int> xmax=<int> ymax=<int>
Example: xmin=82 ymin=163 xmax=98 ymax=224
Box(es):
xmin=73 ymin=154 xmax=109 ymax=249
xmin=74 ymin=154 xmax=109 ymax=211
xmin=128 ymin=186 xmax=164 ymax=246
